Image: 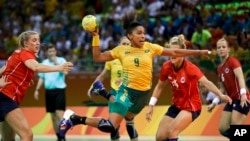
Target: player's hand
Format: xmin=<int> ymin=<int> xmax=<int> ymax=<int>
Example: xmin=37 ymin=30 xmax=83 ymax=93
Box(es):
xmin=34 ymin=90 xmax=39 ymax=100
xmin=240 ymin=94 xmax=250 ymax=108
xmin=146 ymin=105 xmax=154 ymax=122
xmin=207 ymin=103 xmax=216 ymax=112
xmin=219 ymin=95 xmax=232 ymax=105
xmin=29 ymin=79 xmax=34 ymax=86
xmin=89 ymin=27 xmax=99 ymax=36
xmin=200 ymin=50 xmax=216 ymax=59
xmin=0 ymin=75 xmax=11 ymax=87
xmin=60 ymin=62 xmax=73 ymax=73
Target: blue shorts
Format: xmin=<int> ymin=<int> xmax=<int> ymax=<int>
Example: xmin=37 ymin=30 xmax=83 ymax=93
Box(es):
xmin=223 ymin=100 xmax=250 ymax=115
xmin=0 ymin=92 xmax=19 ymax=121
xmin=165 ymin=105 xmax=201 ymax=121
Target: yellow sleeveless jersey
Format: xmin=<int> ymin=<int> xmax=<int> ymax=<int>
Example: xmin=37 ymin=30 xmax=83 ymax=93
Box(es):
xmin=110 ymin=42 xmax=163 ymax=91
xmin=105 ymin=59 xmax=123 ymax=91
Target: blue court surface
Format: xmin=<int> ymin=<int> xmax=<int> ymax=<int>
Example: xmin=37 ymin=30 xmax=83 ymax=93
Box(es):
xmin=9 ymin=135 xmax=228 ymax=141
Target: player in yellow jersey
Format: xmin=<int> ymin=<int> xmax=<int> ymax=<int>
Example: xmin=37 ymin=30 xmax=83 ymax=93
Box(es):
xmin=58 ymin=11 xmax=212 ymax=140
xmin=87 ymin=37 xmax=138 ymax=141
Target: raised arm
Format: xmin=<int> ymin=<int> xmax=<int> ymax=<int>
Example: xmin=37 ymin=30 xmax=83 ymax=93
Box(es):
xmin=161 ymin=48 xmax=211 ymax=57
xmin=91 ymin=29 xmax=114 ymax=62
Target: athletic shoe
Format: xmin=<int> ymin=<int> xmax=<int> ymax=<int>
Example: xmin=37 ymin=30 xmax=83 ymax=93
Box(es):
xmin=90 ymin=80 xmax=105 ymax=95
xmin=58 ymin=109 xmax=75 ymax=137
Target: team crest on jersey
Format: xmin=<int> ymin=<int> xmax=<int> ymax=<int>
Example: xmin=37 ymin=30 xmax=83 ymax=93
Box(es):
xmin=171 ymin=79 xmax=179 ymax=88
xmin=180 ymin=77 xmax=185 ymax=83
xmin=224 ymin=68 xmax=230 ymax=73
xmin=144 ymin=49 xmax=150 ymax=53
xmin=124 ymin=51 xmax=130 ymax=54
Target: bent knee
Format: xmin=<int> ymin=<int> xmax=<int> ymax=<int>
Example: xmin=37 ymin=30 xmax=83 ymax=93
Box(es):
xmin=98 ymin=119 xmax=116 ymax=133
xmin=18 ymin=128 xmax=33 ymax=140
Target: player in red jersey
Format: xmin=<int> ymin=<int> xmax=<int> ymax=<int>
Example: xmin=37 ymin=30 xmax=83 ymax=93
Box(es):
xmin=0 ymin=31 xmax=73 ymax=141
xmin=211 ymin=38 xmax=250 ymax=139
xmin=145 ymin=35 xmax=232 ymax=141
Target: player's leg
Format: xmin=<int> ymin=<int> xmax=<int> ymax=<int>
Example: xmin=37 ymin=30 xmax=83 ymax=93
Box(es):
xmin=108 ymin=91 xmax=120 ymax=141
xmin=124 ymin=111 xmax=138 ymax=141
xmin=228 ymin=100 xmax=250 ymax=138
xmin=125 ymin=87 xmax=150 ymax=141
xmin=218 ymin=103 xmax=232 ymax=138
xmin=89 ymin=80 xmax=112 ymax=100
xmin=58 ymin=109 xmax=124 ymax=136
xmin=166 ymin=110 xmax=199 ymax=141
xmin=0 ymin=93 xmax=32 ymax=141
xmin=231 ymin=100 xmax=250 ymax=124
xmin=155 ymin=115 xmax=174 ymax=141
xmin=58 ymin=83 xmax=130 ymax=137
xmin=55 ymin=89 xmax=66 ymax=141
xmin=5 ymin=108 xmax=33 ymax=141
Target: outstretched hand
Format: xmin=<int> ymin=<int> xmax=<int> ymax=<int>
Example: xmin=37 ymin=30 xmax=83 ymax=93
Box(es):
xmin=0 ymin=75 xmax=11 ymax=87
xmin=201 ymin=49 xmax=216 ymax=59
xmin=240 ymin=94 xmax=250 ymax=108
xmin=220 ymin=94 xmax=232 ymax=105
xmin=61 ymin=62 xmax=73 ymax=73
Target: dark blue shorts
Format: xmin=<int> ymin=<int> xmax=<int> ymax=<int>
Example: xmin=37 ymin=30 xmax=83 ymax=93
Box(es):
xmin=165 ymin=105 xmax=201 ymax=121
xmin=223 ymin=100 xmax=250 ymax=115
xmin=0 ymin=92 xmax=19 ymax=121
xmin=45 ymin=88 xmax=66 ymax=113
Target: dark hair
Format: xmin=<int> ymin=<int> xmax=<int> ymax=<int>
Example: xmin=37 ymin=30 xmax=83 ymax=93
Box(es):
xmin=122 ymin=11 xmax=142 ymax=34
xmin=41 ymin=43 xmax=55 ymax=51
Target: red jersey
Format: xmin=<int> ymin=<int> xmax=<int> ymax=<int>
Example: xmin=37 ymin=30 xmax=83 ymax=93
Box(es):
xmin=0 ymin=49 xmax=36 ymax=104
xmin=160 ymin=60 xmax=203 ymax=111
xmin=217 ymin=56 xmax=250 ymax=100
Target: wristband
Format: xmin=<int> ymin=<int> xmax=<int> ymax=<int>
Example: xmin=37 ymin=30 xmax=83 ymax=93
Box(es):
xmin=149 ymin=97 xmax=158 ymax=106
xmin=212 ymin=97 xmax=220 ymax=104
xmin=240 ymin=88 xmax=247 ymax=95
xmin=92 ymin=35 xmax=100 ymax=47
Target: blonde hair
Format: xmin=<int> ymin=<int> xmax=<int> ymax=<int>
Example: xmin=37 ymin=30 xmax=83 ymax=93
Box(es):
xmin=169 ymin=34 xmax=186 ymax=49
xmin=18 ymin=31 xmax=39 ymax=48
xmin=216 ymin=37 xmax=229 ymax=47
xmin=119 ymin=36 xmax=131 ymax=46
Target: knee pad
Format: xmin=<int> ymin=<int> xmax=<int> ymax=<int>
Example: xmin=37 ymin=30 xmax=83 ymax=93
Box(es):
xmin=125 ymin=118 xmax=138 ymax=139
xmin=98 ymin=119 xmax=116 ymax=133
xmin=110 ymin=125 xmax=120 ymax=140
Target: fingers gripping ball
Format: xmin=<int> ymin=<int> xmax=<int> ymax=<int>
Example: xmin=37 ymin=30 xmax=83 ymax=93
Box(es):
xmin=82 ymin=15 xmax=98 ymax=32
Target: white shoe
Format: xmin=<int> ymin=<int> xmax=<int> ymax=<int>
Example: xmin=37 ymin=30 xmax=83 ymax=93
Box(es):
xmin=63 ymin=109 xmax=75 ymax=120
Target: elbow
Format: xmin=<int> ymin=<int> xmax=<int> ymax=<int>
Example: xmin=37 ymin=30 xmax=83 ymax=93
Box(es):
xmin=93 ymin=56 xmax=104 ymax=62
xmin=93 ymin=57 xmax=101 ymax=62
xmin=31 ymin=66 xmax=39 ymax=72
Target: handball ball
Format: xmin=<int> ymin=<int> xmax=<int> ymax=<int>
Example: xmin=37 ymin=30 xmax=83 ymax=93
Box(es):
xmin=82 ymin=15 xmax=98 ymax=32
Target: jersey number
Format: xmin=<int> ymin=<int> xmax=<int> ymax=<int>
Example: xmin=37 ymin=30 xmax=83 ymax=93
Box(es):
xmin=134 ymin=58 xmax=140 ymax=67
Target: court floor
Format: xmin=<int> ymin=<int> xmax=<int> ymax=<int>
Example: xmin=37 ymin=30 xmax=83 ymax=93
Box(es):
xmin=9 ymin=135 xmax=228 ymax=141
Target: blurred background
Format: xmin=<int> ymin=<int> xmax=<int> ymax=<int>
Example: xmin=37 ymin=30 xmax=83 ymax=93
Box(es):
xmin=0 ymin=0 xmax=249 ymax=106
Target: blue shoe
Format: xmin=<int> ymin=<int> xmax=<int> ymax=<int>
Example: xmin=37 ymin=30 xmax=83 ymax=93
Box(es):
xmin=90 ymin=80 xmax=105 ymax=95
xmin=58 ymin=109 xmax=75 ymax=137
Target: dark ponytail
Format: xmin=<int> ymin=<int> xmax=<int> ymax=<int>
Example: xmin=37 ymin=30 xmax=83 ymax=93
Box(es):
xmin=122 ymin=11 xmax=142 ymax=34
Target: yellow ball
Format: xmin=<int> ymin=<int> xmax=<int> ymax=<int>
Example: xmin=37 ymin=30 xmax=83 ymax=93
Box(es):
xmin=81 ymin=15 xmax=98 ymax=32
